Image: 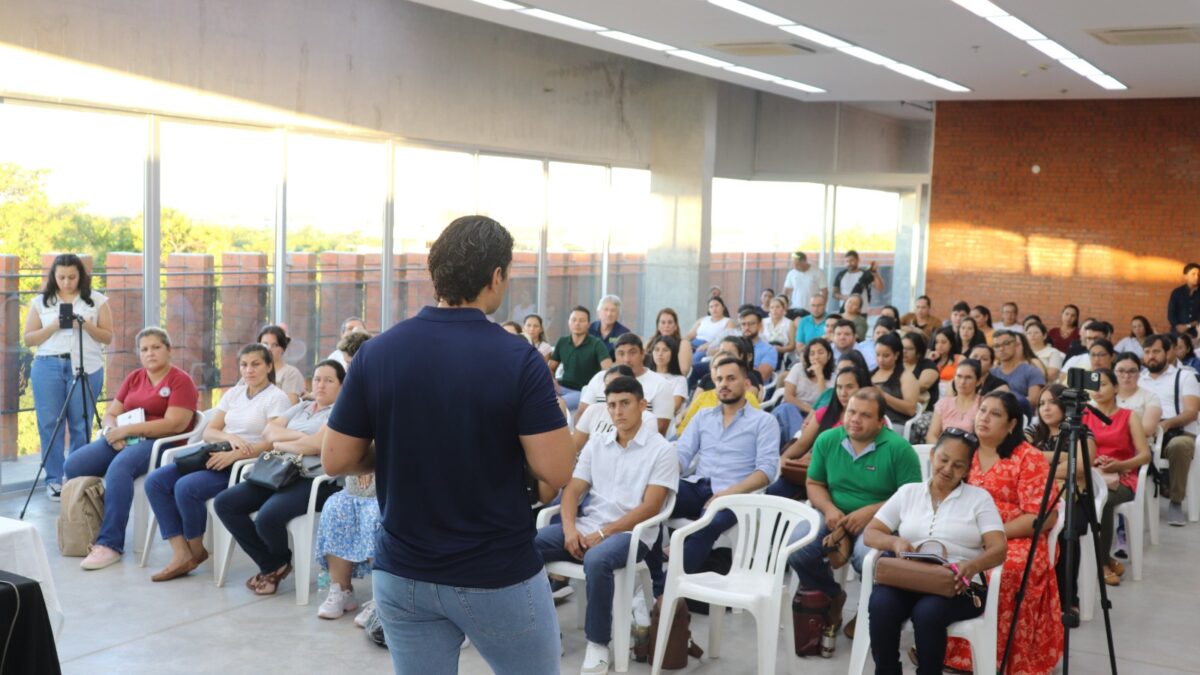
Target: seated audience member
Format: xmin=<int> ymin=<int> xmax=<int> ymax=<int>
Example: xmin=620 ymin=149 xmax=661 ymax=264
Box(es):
xmin=738 ymin=308 xmax=777 ymax=383
xmin=843 ymin=294 xmax=869 ymax=341
xmin=589 ymin=295 xmax=631 ymax=359
xmin=1167 ymin=262 xmax=1200 ymax=337
xmin=523 ymin=313 xmax=554 ymax=362
xmin=761 ymin=296 xmax=795 ymax=368
xmin=144 ymin=343 xmax=292 ymax=581
xmin=675 ymin=337 xmax=764 ymax=435
xmin=577 ymin=334 xmax=674 ymax=435
xmin=901 ymin=331 xmax=939 ymax=409
xmin=65 ymin=327 xmax=199 ymax=570
xmin=258 ymin=324 xmax=306 ymax=404
xmin=315 ymin=469 xmax=381 ymax=622
xmin=501 ymin=321 xmax=522 ymax=336
xmin=549 ymin=306 xmax=614 ymax=410
xmin=864 ymin=430 xmax=1006 ymax=675
xmin=1114 ymin=353 xmax=1162 ymax=437
xmin=574 ymin=365 xmax=657 ymax=452
xmin=871 ymin=332 xmax=920 ymax=427
xmin=991 ymin=329 xmax=1046 ymax=411
xmin=879 ymin=305 xmax=901 ymax=323
xmin=822 ymin=313 xmax=842 ymax=342
xmin=772 ymin=337 xmax=835 ymax=447
xmin=759 ymin=288 xmax=775 ymax=316
xmin=957 ymin=316 xmax=986 ymax=357
xmin=1049 ymin=303 xmax=1082 ymax=353
xmin=794 ymin=294 xmax=829 ymax=348
xmin=1083 ymin=369 xmax=1151 ymax=587
xmin=946 ymin=392 xmax=1062 ymax=674
xmin=658 ymin=358 xmax=778 ymax=592
xmin=931 ymin=326 xmax=962 ymax=397
xmin=768 ymin=366 xmax=870 ymax=500
xmin=899 ymin=295 xmax=940 ymax=341
xmin=968 ymin=344 xmax=1010 ymax=396
xmin=1175 ymin=332 xmax=1200 ymax=371
xmin=926 ymin=359 xmax=983 ymax=443
xmin=788 ymin=388 xmax=922 ymax=651
xmin=944 ymin=301 xmax=970 ymax=331
xmin=1140 ymin=334 xmax=1200 ymax=526
xmin=327 ymin=317 xmax=367 ymax=367
xmin=1115 ymin=316 xmax=1153 ymax=359
xmin=1062 ymin=321 xmax=1113 ymax=375
xmin=214 ymin=360 xmax=345 ymax=596
xmin=646 ymin=335 xmax=688 ymax=416
xmin=1089 ymin=338 xmax=1117 ymax=373
xmin=645 ymin=308 xmax=693 ymax=375
xmin=535 ymin=376 xmax=677 ymax=675
xmin=993 ymin=301 xmax=1020 ymax=331
xmin=1025 ymin=320 xmax=1065 ymax=383
xmin=684 ymin=296 xmax=737 ymax=366
xmin=832 ymin=318 xmax=877 ymax=370
xmin=1012 ymin=330 xmax=1049 ymax=379
xmin=971 ymin=305 xmax=995 ymax=343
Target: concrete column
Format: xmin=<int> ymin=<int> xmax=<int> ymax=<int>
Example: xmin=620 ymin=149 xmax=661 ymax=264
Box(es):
xmin=0 ymin=256 xmax=19 ymax=461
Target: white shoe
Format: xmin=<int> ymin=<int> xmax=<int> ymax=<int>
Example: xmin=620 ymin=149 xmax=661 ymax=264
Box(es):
xmin=317 ymin=583 xmax=358 ymax=619
xmin=581 ymin=641 xmax=610 ymax=675
xmin=46 ymin=483 xmax=62 ymax=502
xmin=353 ymin=600 xmax=375 ymax=628
xmin=80 ymin=545 xmax=121 ymax=570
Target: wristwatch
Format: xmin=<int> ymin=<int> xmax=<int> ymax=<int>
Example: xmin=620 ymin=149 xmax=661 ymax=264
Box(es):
xmin=101 ymin=426 xmax=113 ymax=437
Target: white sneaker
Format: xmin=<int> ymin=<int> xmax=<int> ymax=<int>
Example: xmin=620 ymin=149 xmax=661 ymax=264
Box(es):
xmin=581 ymin=641 xmax=610 ymax=675
xmin=353 ymin=600 xmax=375 ymax=628
xmin=317 ymin=583 xmax=358 ymax=619
xmin=46 ymin=483 xmax=62 ymax=502
xmin=80 ymin=545 xmax=121 ymax=570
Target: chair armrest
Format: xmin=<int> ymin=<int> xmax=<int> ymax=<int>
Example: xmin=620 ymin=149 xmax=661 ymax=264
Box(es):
xmin=536 ymin=504 xmax=563 ymax=529
xmin=228 ymin=458 xmax=256 ymax=487
xmin=779 ymin=507 xmax=822 ymax=560
xmin=158 ymin=441 xmax=205 ymax=466
xmin=665 ymin=502 xmax=725 ymax=580
xmin=149 ymin=430 xmax=194 ymax=471
xmin=307 ymin=474 xmax=337 ymax=515
xmin=626 ymin=493 xmax=677 ymax=571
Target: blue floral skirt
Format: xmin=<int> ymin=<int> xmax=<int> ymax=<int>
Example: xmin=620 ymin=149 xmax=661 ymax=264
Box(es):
xmin=315 ymin=491 xmax=381 ymax=579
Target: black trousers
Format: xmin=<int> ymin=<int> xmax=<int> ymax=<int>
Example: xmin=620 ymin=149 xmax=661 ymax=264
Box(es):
xmin=868 ymin=584 xmax=983 ymax=675
xmin=213 ymin=478 xmax=339 ymax=574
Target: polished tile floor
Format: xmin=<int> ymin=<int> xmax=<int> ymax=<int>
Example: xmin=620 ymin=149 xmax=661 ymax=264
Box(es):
xmin=4 ymin=490 xmax=1199 ymax=674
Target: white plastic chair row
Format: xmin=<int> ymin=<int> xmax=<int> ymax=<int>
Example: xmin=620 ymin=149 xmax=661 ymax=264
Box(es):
xmin=847 ymin=548 xmax=1004 ymax=675
xmin=131 ymin=409 xmax=216 ymax=554
xmin=535 ymin=493 xmax=676 ymax=673
xmin=911 ymin=443 xmax=933 ymax=481
xmin=1115 ymin=447 xmax=1156 ymax=580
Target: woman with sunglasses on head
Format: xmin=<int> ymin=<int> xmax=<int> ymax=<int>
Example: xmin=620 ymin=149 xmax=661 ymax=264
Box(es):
xmin=864 ymin=428 xmax=1007 ymax=674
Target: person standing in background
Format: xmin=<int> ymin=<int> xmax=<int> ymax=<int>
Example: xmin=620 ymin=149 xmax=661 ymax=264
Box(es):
xmin=783 ymin=251 xmax=826 ymax=314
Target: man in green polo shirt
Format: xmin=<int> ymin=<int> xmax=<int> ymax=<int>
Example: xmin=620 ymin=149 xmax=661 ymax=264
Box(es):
xmin=548 ymin=305 xmax=613 ymax=411
xmin=787 ymin=388 xmax=921 ymax=653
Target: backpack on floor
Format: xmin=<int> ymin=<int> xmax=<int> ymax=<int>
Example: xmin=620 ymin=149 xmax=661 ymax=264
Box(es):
xmin=632 ymin=596 xmax=703 ymax=669
xmin=56 ymin=476 xmax=105 ymax=556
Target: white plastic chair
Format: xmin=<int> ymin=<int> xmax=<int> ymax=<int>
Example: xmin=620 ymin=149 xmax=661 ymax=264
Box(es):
xmin=1114 ymin=459 xmax=1154 ymax=580
xmin=652 ymin=495 xmax=821 ymax=675
xmin=1078 ymin=469 xmax=1108 ymax=622
xmin=1190 ymin=436 xmax=1200 ymax=522
xmin=911 ymin=444 xmax=933 ymax=481
xmin=847 ymin=548 xmax=1004 ymax=675
xmin=535 ymin=492 xmax=676 ymax=673
xmin=132 ymin=409 xmax=215 ymax=554
xmin=216 ymin=462 xmax=338 ymax=604
xmin=903 ymin=417 xmax=917 ymax=444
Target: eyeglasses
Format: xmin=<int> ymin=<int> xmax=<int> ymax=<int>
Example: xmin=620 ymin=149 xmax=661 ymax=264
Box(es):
xmin=940 ymin=427 xmax=980 ymax=448
xmin=993 ymin=340 xmax=1016 ymax=348
xmin=1114 ymin=368 xmax=1140 ymax=375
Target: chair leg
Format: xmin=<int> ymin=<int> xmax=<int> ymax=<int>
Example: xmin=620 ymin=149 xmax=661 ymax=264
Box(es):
xmin=575 ymin=579 xmax=587 ymax=629
xmin=708 ymin=604 xmax=726 ymax=659
xmin=138 ymin=513 xmax=157 ymax=568
xmin=1079 ymin=530 xmax=1097 ymax=621
xmin=612 ymin=569 xmax=633 ymax=673
xmin=1130 ymin=506 xmax=1145 ymax=581
xmin=650 ymin=593 xmax=679 ymax=675
xmin=753 ymin=605 xmax=778 ymax=675
xmin=1188 ymin=462 xmax=1200 ymax=522
xmin=780 ymin=587 xmax=801 ymax=675
xmin=210 ymin=503 xmax=234 ymax=587
xmin=1148 ymin=491 xmax=1161 ymax=546
xmin=289 ymin=516 xmax=314 ymax=606
xmin=971 ymin=628 xmax=996 ymax=675
xmin=846 ymin=598 xmax=872 ymax=675
xmin=131 ymin=481 xmax=148 ymax=555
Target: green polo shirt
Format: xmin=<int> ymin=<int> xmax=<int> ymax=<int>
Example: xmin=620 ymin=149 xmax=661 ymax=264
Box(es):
xmin=552 ymin=334 xmax=610 ymax=390
xmin=807 ymin=426 xmax=922 ymax=514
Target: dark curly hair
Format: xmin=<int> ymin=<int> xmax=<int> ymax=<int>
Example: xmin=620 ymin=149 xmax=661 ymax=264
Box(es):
xmin=427 ymin=216 xmax=513 ymax=306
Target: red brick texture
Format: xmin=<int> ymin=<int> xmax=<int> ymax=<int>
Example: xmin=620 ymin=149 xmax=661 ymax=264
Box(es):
xmin=926 ymin=99 xmax=1200 ymax=333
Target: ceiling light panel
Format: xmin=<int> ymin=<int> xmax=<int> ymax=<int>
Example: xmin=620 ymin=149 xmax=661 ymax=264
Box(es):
xmin=1059 ymin=58 xmax=1104 ymax=78
xmin=724 ymin=65 xmax=782 ymax=82
xmin=667 ymin=50 xmax=734 ymax=69
xmin=519 ymin=8 xmax=605 ymax=31
xmin=986 ymin=15 xmax=1045 ymax=41
xmin=778 ymin=24 xmax=851 ymax=49
xmin=706 ymin=0 xmax=792 ymax=27
xmin=837 ymin=46 xmax=895 ymax=67
xmin=1088 ymin=74 xmax=1128 ymax=90
xmin=598 ymin=31 xmax=674 ymax=51
xmin=470 ymin=0 xmax=524 ymax=9
xmin=777 ymin=79 xmax=826 ymax=93
xmin=1026 ymin=39 xmax=1076 ymax=60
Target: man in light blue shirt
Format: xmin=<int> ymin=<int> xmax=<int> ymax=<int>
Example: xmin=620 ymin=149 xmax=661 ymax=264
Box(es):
xmin=738 ymin=308 xmax=777 ymax=383
xmin=794 ymin=293 xmax=829 ymax=346
xmin=832 ymin=319 xmax=877 ymax=370
xmin=660 ymin=357 xmax=779 ymax=591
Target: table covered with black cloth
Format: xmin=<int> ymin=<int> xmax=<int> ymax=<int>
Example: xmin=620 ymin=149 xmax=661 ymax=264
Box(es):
xmin=0 ymin=570 xmax=61 ymax=675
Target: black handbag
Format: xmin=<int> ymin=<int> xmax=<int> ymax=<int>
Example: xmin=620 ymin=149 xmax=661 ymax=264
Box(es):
xmin=174 ymin=441 xmax=231 ymax=475
xmin=245 ymin=451 xmax=305 ymax=491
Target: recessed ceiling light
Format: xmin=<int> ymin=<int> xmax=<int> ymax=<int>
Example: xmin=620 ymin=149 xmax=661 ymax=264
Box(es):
xmin=667 ymin=50 xmax=734 ymax=69
xmin=725 ymin=65 xmax=782 ymax=82
xmin=707 ymin=0 xmax=792 ymax=27
xmin=598 ymin=31 xmax=675 ymax=51
xmin=777 ymin=79 xmax=826 ymax=93
xmin=1060 ymin=58 xmax=1104 ymax=78
xmin=950 ymin=0 xmax=1007 ymax=18
xmin=1026 ymin=39 xmax=1076 ymax=60
xmin=987 ymin=15 xmax=1045 ymax=41
xmin=885 ymin=62 xmax=937 ymax=82
xmin=519 ymin=8 xmax=605 ymax=31
xmin=837 ymin=46 xmax=895 ymax=66
xmin=470 ymin=0 xmax=524 ymax=9
xmin=779 ymin=24 xmax=851 ymax=49
xmin=926 ymin=77 xmax=972 ymax=92
xmin=1088 ymin=73 xmax=1127 ymax=90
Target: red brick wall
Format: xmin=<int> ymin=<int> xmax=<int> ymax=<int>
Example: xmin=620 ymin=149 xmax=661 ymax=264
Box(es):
xmin=926 ymin=99 xmax=1200 ymax=333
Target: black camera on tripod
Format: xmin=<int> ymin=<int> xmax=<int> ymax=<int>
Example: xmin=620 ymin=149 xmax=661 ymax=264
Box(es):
xmin=1066 ymin=367 xmax=1101 ymax=393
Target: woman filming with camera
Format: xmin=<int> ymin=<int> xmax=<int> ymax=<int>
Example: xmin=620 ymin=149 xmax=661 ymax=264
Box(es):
xmin=23 ymin=253 xmax=113 ymax=501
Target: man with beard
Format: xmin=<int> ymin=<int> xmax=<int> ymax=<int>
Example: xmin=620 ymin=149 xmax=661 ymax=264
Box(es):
xmin=1139 ymin=334 xmax=1200 ymax=526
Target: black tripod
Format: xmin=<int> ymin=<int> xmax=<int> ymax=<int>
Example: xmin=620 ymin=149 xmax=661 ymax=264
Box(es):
xmin=20 ymin=316 xmax=102 ymax=519
xmin=999 ymin=371 xmax=1119 ymax=674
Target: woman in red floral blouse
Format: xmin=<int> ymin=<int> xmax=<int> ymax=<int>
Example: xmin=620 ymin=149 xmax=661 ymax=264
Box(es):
xmin=945 ymin=391 xmax=1063 ymax=674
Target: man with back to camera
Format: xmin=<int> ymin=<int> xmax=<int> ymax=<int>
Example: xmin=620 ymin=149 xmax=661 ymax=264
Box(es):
xmin=783 ymin=251 xmax=827 ymax=314
xmin=1168 ymin=262 xmax=1200 ymax=337
xmin=322 ymin=216 xmax=575 ymax=675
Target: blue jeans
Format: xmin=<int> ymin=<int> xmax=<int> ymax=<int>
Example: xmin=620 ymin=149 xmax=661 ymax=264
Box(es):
xmin=766 ymin=474 xmax=805 ymax=500
xmin=559 ymin=387 xmax=581 ymax=411
xmin=31 ymin=356 xmax=104 ymax=485
xmin=771 ymin=402 xmax=806 ymax=449
xmin=373 ymin=568 xmax=561 ymax=675
xmin=786 ymin=516 xmax=870 ymax=598
xmin=213 ymin=478 xmax=338 ymax=574
xmin=534 ymin=523 xmax=648 ymax=644
xmin=144 ymin=463 xmax=230 ymax=540
xmin=63 ymin=436 xmax=156 ymax=553
xmin=649 ymin=478 xmax=737 ymax=596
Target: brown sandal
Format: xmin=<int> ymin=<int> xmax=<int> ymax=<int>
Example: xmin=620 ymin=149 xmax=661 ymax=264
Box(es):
xmin=151 ymin=557 xmax=199 ymax=582
xmin=245 ymin=573 xmax=264 ymax=591
xmin=253 ymin=563 xmax=293 ymax=595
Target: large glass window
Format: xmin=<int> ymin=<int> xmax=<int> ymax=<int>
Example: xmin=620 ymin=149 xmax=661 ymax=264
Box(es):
xmin=833 ymin=186 xmax=901 ymax=309
xmin=608 ymin=168 xmax=652 ymax=332
xmin=545 ymin=162 xmax=608 ymax=337
xmin=477 ymin=155 xmax=543 ymax=326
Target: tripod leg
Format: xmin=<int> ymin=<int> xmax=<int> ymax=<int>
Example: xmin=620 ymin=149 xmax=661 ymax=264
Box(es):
xmin=19 ymin=375 xmax=83 ymax=519
xmin=1077 ymin=455 xmax=1121 ymax=675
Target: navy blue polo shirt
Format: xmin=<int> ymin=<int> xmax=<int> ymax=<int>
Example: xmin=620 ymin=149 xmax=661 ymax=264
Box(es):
xmin=328 ymin=306 xmax=566 ymax=588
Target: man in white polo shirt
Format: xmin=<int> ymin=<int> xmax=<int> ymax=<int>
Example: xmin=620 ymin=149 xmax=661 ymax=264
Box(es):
xmin=535 ymin=376 xmax=678 ymax=675
xmin=1140 ymin=334 xmax=1200 ymax=526
xmin=783 ymin=251 xmax=826 ymax=313
xmin=576 ymin=333 xmax=674 ymax=434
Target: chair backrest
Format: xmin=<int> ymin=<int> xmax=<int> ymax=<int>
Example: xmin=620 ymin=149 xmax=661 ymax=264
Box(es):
xmin=1047 ymin=499 xmax=1065 ymax=561
xmin=708 ymin=494 xmax=820 ymax=578
xmin=911 ymin=444 xmax=933 ymax=481
xmin=1090 ymin=468 xmax=1109 ymax=515
xmin=191 ymin=408 xmax=217 ymax=442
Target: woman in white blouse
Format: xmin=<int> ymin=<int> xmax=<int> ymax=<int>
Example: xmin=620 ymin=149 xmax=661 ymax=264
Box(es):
xmin=258 ymin=325 xmax=306 ymax=404
xmin=761 ymin=296 xmax=795 ymax=367
xmin=22 ymin=254 xmax=113 ymax=500
xmin=1114 ymin=352 xmax=1162 ymax=437
xmin=1114 ymin=316 xmax=1153 ymax=359
xmin=1024 ymin=320 xmax=1064 ymax=384
xmin=863 ymin=429 xmax=1008 ymax=673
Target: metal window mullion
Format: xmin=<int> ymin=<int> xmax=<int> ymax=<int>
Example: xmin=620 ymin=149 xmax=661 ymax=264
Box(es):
xmin=381 ymin=139 xmax=396 ymax=327
xmin=273 ymin=129 xmax=288 ymax=325
xmin=143 ymin=114 xmax=161 ymax=326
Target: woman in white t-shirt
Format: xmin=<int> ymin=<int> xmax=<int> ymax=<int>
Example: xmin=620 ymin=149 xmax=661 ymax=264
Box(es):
xmin=523 ymin=313 xmax=554 ymax=362
xmin=761 ymin=296 xmax=795 ymax=368
xmin=864 ymin=429 xmax=1008 ymax=673
xmin=144 ymin=343 xmax=292 ymax=582
xmin=684 ymin=297 xmax=737 ymax=368
xmin=258 ymin=324 xmax=306 ymax=404
xmin=646 ymin=335 xmax=688 ymax=419
xmin=22 ymin=254 xmax=113 ymax=499
xmin=1114 ymin=352 xmax=1162 ymax=437
xmin=1025 ymin=319 xmax=1064 ymax=383
xmin=1114 ymin=316 xmax=1152 ymax=359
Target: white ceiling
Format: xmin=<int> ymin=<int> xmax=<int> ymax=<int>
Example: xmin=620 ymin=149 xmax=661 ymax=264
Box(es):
xmin=409 ymin=0 xmax=1200 ymax=109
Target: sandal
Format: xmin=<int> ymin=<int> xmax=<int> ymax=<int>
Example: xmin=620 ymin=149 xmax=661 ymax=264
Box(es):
xmin=254 ymin=563 xmax=293 ymax=596
xmin=246 ymin=573 xmax=265 ymax=591
xmin=1103 ymin=567 xmax=1121 ymax=586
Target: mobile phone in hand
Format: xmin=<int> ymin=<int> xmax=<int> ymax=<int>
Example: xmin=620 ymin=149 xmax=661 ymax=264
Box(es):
xmin=59 ymin=303 xmax=75 ymax=329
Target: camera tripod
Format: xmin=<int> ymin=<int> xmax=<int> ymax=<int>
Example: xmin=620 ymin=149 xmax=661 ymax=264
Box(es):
xmin=20 ymin=316 xmax=102 ymax=519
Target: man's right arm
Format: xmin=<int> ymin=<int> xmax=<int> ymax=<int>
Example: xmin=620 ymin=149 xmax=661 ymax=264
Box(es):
xmin=1163 ymin=393 xmax=1200 ymax=431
